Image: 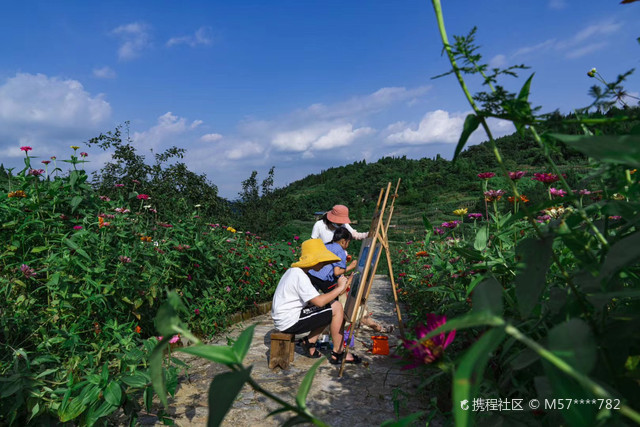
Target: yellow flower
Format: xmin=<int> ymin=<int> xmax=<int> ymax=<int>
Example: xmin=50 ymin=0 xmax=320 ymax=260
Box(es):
xmin=453 ymin=208 xmax=468 ymax=216
xmin=70 ymin=145 xmax=80 ymax=150
xmin=227 ymin=226 xmax=236 ymax=233
xmin=8 ymin=190 xmax=27 ymax=198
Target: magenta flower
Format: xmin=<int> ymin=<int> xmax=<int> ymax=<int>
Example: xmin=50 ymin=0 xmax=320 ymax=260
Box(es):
xmin=119 ymin=255 xmax=132 ymax=263
xmin=468 ymin=213 xmax=483 ymax=220
xmin=549 ymin=187 xmax=567 ymax=197
xmin=28 ymin=169 xmax=45 ymax=177
xmin=508 ymin=171 xmax=526 ymax=180
xmin=293 ymin=235 xmax=300 ymax=241
xmin=226 ymin=286 xmax=231 ymax=292
xmin=41 ymin=160 xmax=51 ymax=165
xmin=80 ymin=152 xmax=88 ymax=157
xmin=433 ymin=227 xmax=445 ymax=235
xmin=73 ymin=225 xmax=83 ymax=230
xmin=441 ymin=220 xmax=461 ymax=229
xmin=115 ymin=183 xmax=124 ymax=188
xmin=484 ymin=189 xmax=505 ymax=202
xmin=477 ymin=172 xmax=495 ymax=180
xmin=401 ymin=314 xmax=456 ymax=368
xmin=194 ymin=308 xmax=200 ymax=315
xmin=578 ymin=189 xmax=591 ymax=195
xmin=137 ymin=194 xmax=150 ymax=200
xmin=20 ymin=264 xmax=37 ymax=279
xmin=50 ymin=156 xmax=56 ymax=160
xmin=532 ymin=172 xmax=560 ymax=184
xmin=20 ymin=146 xmax=32 ymax=152
xmin=609 ymin=215 xmax=622 ymax=221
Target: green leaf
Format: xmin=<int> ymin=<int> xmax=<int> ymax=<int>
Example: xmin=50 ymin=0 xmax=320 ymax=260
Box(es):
xmin=150 ymin=337 xmax=171 ymax=408
xmin=425 ymin=312 xmax=504 ymax=340
xmin=70 ymin=196 xmax=83 ymax=213
xmin=517 ymin=73 xmax=534 ymax=102
xmin=473 ymin=225 xmax=488 ymax=251
xmin=178 ymin=345 xmax=239 ymax=366
xmin=380 ymin=412 xmax=425 ymax=427
xmin=472 ymin=277 xmax=503 ymax=315
xmin=59 ymin=397 xmax=87 ymax=422
xmin=30 ymin=246 xmax=48 ymax=254
xmin=421 ymin=214 xmax=432 ymax=232
xmin=296 ymin=358 xmax=324 ymax=410
xmin=232 ymin=324 xmax=256 ymax=363
xmin=513 ymin=237 xmax=553 ymax=317
xmin=63 ymin=238 xmax=91 ymax=261
xmin=104 ymin=381 xmax=122 ymax=407
xmin=207 ymin=367 xmax=252 ymax=427
xmin=154 ymin=292 xmax=189 ymax=337
xmin=453 ymin=114 xmax=481 ymax=163
xmin=550 ymin=133 xmax=640 ymax=168
xmin=599 ymin=230 xmax=640 ymax=286
xmin=120 ymin=372 xmax=149 ymax=389
xmin=453 ymin=328 xmax=506 ymax=427
xmin=543 ymin=360 xmax=596 ymax=427
xmin=548 ymin=319 xmax=596 ymax=374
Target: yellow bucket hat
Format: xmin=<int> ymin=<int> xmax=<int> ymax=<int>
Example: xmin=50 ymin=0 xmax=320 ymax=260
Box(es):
xmin=291 ymin=239 xmax=340 ymax=268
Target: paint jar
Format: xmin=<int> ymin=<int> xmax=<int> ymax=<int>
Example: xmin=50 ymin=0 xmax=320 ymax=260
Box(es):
xmin=371 ymin=335 xmax=389 ymax=355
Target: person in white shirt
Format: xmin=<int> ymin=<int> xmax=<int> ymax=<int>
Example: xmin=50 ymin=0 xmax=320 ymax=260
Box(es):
xmin=271 ymin=238 xmax=362 ymax=364
xmin=311 ymin=205 xmax=368 ymax=244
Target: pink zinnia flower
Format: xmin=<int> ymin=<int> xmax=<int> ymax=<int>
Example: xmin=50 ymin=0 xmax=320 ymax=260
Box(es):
xmin=50 ymin=156 xmax=56 ymax=160
xmin=41 ymin=160 xmax=51 ymax=165
xmin=578 ymin=189 xmax=591 ymax=195
xmin=20 ymin=264 xmax=37 ymax=279
xmin=80 ymin=152 xmax=88 ymax=157
xmin=119 ymin=255 xmax=132 ymax=263
xmin=99 ymin=195 xmax=111 ymax=201
xmin=294 ymin=235 xmax=300 ymax=241
xmin=226 ymin=286 xmax=231 ymax=292
xmin=433 ymin=227 xmax=445 ymax=235
xmin=532 ymin=173 xmax=560 ymax=184
xmin=401 ymin=314 xmax=456 ymax=369
xmin=549 ymin=188 xmax=567 ymax=197
xmin=115 ymin=183 xmax=124 ymax=188
xmin=137 ymin=194 xmax=150 ymax=200
xmin=73 ymin=225 xmax=83 ymax=230
xmin=20 ymin=146 xmax=32 ymax=152
xmin=468 ymin=213 xmax=483 ymax=220
xmin=484 ymin=189 xmax=505 ymax=202
xmin=477 ymin=172 xmax=495 ymax=180
xmin=28 ymin=169 xmax=45 ymax=177
xmin=508 ymin=171 xmax=526 ymax=180
xmin=441 ymin=221 xmax=461 ymax=229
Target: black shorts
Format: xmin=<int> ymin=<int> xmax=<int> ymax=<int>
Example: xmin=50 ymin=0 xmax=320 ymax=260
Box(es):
xmin=281 ymin=303 xmax=333 ymax=335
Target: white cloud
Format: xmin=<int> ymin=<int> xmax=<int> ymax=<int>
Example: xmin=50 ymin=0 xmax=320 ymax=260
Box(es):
xmin=225 ymin=141 xmax=264 ymax=160
xmin=112 ymin=22 xmax=151 ymax=60
xmin=0 ymin=73 xmax=111 ymax=161
xmin=488 ymin=54 xmax=507 ymax=69
xmin=513 ymin=19 xmax=622 ymax=60
xmin=167 ymin=27 xmax=213 ymax=48
xmin=300 ymin=85 xmax=431 ymax=120
xmin=132 ymin=112 xmax=202 ymax=149
xmin=386 ymin=110 xmax=468 ymax=145
xmin=93 ymin=66 xmax=117 ymax=79
xmin=0 ymin=73 xmax=110 ymax=130
xmin=548 ymin=0 xmax=567 ymax=10
xmin=271 ymin=123 xmax=374 ymax=152
xmin=201 ymin=133 xmax=223 ymax=142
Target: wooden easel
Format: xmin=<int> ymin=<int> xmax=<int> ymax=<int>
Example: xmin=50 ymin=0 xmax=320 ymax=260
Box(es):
xmin=340 ymin=179 xmax=404 ymax=376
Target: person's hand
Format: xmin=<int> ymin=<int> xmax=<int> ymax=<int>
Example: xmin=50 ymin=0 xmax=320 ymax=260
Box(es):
xmin=347 ymin=260 xmax=357 ymax=271
xmin=336 ymin=275 xmax=349 ymax=294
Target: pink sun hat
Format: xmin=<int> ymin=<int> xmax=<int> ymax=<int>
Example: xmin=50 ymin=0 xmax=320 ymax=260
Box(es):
xmin=327 ymin=204 xmax=351 ymax=224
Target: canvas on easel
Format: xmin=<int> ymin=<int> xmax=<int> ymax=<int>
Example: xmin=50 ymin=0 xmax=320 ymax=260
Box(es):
xmin=340 ymin=179 xmax=404 ymax=376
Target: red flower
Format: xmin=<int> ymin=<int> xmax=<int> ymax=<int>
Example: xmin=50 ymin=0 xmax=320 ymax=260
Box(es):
xmin=20 ymin=146 xmax=32 ymax=152
xmin=477 ymin=172 xmax=495 ymax=179
xmin=137 ymin=194 xmax=150 ymax=200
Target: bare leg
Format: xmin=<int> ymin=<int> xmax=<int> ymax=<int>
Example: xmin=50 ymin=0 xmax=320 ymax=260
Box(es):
xmin=305 ymin=326 xmax=325 ymax=356
xmin=329 ymin=300 xmax=356 ymax=361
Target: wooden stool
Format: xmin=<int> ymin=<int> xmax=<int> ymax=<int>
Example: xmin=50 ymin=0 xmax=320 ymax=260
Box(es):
xmin=269 ymin=332 xmax=295 ymax=369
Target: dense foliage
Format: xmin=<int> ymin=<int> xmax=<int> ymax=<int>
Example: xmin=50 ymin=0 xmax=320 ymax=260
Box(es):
xmin=0 ymin=149 xmax=298 ymax=425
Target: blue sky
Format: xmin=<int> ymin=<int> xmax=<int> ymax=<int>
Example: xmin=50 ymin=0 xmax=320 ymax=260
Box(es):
xmin=1 ymin=0 xmax=638 ymax=198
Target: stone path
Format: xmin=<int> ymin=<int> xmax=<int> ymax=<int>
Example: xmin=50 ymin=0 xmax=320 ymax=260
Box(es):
xmin=137 ymin=276 xmax=428 ymax=426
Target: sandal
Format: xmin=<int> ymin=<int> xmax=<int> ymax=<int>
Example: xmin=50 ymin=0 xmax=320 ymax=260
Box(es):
xmin=329 ymin=350 xmax=362 ymax=365
xmin=298 ymin=336 xmax=322 ymax=358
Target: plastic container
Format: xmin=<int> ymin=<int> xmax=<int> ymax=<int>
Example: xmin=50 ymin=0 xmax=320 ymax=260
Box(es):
xmin=371 ymin=335 xmax=389 ymax=355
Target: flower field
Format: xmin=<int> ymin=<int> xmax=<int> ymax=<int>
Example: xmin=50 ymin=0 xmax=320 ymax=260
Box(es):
xmin=0 ymin=147 xmax=299 ymax=425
